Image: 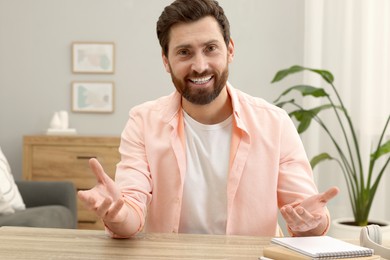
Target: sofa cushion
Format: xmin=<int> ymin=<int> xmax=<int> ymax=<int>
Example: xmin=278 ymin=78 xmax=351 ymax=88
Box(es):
xmin=0 ymin=193 xmax=14 ymax=215
xmin=0 ymin=205 xmax=74 ymax=228
xmin=0 ymin=147 xmax=25 ymax=213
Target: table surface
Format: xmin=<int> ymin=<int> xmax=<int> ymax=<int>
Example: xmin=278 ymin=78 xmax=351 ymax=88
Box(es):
xmin=0 ymin=226 xmax=385 ymax=260
xmin=0 ymin=226 xmax=270 ymax=259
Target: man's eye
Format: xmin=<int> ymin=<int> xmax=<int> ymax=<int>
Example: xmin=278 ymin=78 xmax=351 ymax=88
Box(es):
xmin=206 ymin=45 xmax=217 ymax=52
xmin=178 ymin=50 xmax=189 ymax=56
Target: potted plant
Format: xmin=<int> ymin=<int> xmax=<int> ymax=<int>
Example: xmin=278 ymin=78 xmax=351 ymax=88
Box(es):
xmin=271 ymin=65 xmax=390 ymax=229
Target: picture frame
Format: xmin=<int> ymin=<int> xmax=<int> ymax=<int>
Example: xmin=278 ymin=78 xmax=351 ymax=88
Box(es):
xmin=72 ymin=82 xmax=115 ymax=113
xmin=72 ymin=42 xmax=115 ymax=74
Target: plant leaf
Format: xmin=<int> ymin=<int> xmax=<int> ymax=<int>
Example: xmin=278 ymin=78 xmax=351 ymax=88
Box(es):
xmin=271 ymin=65 xmax=334 ymax=84
xmin=271 ymin=65 xmax=305 ymax=83
xmin=308 ymin=69 xmax=334 ymax=84
xmin=274 ymin=99 xmax=295 ymax=108
xmin=310 ymin=153 xmax=334 ymax=169
xmin=290 ymin=110 xmax=313 ymax=133
xmin=289 ymin=110 xmax=314 ymax=133
xmin=310 ymin=104 xmax=334 ymax=115
xmin=371 ymin=140 xmax=390 ymax=160
xmin=274 ymin=85 xmax=329 ymax=103
xmin=289 ymin=104 xmax=334 ymax=133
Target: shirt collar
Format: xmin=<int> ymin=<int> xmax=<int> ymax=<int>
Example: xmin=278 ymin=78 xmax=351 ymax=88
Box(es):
xmin=161 ymin=82 xmax=248 ymax=135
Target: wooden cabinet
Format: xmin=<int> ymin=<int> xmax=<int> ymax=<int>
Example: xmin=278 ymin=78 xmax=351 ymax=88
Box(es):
xmin=23 ymin=135 xmax=121 ymax=230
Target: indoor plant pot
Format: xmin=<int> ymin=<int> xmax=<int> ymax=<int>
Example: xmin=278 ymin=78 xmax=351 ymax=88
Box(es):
xmin=271 ymin=65 xmax=390 ymax=231
xmin=329 ymin=217 xmax=390 ymax=239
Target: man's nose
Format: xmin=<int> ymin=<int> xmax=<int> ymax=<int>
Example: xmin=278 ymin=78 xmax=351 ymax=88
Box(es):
xmin=191 ymin=53 xmax=209 ymax=73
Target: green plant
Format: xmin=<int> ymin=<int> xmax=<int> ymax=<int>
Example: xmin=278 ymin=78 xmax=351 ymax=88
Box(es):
xmin=272 ymin=65 xmax=390 ymax=226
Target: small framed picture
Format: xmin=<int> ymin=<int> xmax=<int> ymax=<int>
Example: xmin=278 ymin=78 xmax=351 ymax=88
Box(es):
xmin=72 ymin=42 xmax=115 ymax=74
xmin=72 ymin=82 xmax=115 ymax=113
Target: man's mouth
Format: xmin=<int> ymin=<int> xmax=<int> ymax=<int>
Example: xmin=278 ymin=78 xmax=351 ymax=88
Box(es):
xmin=188 ymin=76 xmax=213 ymax=85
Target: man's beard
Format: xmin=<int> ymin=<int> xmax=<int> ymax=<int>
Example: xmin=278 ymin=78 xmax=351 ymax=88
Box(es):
xmin=169 ymin=65 xmax=229 ymax=105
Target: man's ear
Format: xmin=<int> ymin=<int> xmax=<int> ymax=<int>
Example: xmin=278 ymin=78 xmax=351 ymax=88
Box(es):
xmin=162 ymin=51 xmax=171 ymax=73
xmin=227 ymin=38 xmax=235 ymax=64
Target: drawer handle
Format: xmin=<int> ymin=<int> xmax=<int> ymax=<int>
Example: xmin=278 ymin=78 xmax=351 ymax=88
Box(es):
xmin=76 ymin=156 xmax=97 ymax=160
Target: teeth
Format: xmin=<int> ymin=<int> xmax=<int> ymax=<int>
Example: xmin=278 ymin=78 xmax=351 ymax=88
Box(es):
xmin=189 ymin=76 xmax=212 ymax=84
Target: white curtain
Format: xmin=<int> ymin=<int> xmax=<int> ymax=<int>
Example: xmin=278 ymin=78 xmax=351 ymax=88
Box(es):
xmin=303 ymin=0 xmax=390 ymax=222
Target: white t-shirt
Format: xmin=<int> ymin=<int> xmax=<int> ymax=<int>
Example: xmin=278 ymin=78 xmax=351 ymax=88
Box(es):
xmin=179 ymin=111 xmax=232 ymax=234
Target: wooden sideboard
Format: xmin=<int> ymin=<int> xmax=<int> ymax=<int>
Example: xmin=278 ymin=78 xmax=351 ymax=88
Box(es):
xmin=23 ymin=135 xmax=121 ymax=230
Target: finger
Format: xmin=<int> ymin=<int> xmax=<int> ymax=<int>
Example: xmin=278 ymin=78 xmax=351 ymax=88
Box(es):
xmin=319 ymin=186 xmax=339 ymax=203
xmin=78 ymin=190 xmax=94 ymax=204
xmin=89 ymin=158 xmax=109 ymax=184
xmin=77 ymin=190 xmax=88 ymax=201
xmin=282 ymin=206 xmax=320 ymax=232
xmin=280 ymin=205 xmax=297 ymax=224
xmin=105 ymin=199 xmax=125 ymax=222
xmin=281 ymin=206 xmax=304 ymax=231
xmin=295 ymin=207 xmax=321 ymax=229
xmin=96 ymin=197 xmax=113 ymax=218
xmin=77 ymin=190 xmax=98 ymax=210
xmin=281 ymin=206 xmax=309 ymax=224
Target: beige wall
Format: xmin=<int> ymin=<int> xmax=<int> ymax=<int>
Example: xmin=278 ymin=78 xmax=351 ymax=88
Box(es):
xmin=0 ymin=0 xmax=304 ymax=179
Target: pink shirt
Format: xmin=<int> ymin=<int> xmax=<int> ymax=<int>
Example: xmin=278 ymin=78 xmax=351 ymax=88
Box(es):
xmin=115 ymin=83 xmax=327 ymax=236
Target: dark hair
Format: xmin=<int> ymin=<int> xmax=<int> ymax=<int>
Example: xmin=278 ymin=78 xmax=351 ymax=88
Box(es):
xmin=156 ymin=0 xmax=230 ymax=56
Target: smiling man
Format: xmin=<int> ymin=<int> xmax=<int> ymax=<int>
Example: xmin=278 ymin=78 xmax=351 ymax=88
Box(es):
xmin=78 ymin=0 xmax=339 ymax=238
xmin=162 ymin=15 xmax=232 ymax=112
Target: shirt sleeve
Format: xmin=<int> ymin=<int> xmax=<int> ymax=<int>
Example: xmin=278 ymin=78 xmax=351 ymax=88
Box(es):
xmin=277 ymin=111 xmax=318 ymax=206
xmin=277 ymin=111 xmax=331 ymax=235
xmin=113 ymin=108 xmax=153 ymax=236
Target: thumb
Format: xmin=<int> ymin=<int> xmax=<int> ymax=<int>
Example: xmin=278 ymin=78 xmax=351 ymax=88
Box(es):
xmin=299 ymin=186 xmax=339 ymax=212
xmin=319 ymin=186 xmax=339 ymax=203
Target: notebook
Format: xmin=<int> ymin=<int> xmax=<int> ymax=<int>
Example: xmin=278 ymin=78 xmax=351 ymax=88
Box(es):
xmin=269 ymin=236 xmax=374 ymax=259
xmin=263 ymin=245 xmax=380 ymax=260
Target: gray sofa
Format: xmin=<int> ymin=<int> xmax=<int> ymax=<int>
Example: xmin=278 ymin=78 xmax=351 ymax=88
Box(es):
xmin=0 ymin=180 xmax=77 ymax=228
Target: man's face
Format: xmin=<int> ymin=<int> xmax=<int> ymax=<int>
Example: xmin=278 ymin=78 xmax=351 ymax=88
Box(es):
xmin=162 ymin=16 xmax=234 ymax=105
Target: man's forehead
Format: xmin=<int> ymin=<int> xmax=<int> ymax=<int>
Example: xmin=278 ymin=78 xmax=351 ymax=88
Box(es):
xmin=168 ymin=17 xmax=224 ymax=49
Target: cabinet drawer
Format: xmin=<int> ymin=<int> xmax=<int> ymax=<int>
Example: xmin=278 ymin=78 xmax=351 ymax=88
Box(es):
xmin=30 ymin=145 xmax=119 ymax=189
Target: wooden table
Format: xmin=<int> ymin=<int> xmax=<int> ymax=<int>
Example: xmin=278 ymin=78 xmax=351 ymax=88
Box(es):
xmin=0 ymin=226 xmax=270 ymax=259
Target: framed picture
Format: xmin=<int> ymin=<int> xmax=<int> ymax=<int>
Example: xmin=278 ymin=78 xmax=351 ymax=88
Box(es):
xmin=72 ymin=82 xmax=114 ymax=113
xmin=72 ymin=42 xmax=115 ymax=74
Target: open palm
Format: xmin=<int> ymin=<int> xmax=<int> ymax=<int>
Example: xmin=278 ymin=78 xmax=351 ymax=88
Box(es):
xmin=78 ymin=158 xmax=127 ymax=223
xmin=281 ymin=186 xmax=339 ymax=233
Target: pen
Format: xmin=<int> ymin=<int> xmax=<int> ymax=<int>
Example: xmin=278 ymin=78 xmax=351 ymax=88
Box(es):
xmin=259 ymin=257 xmax=273 ymax=260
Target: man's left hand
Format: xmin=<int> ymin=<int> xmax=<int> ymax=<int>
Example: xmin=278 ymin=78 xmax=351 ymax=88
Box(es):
xmin=280 ymin=186 xmax=339 ymax=235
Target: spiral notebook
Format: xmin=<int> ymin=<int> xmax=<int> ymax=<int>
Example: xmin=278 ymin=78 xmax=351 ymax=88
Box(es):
xmin=270 ymin=236 xmax=374 ymax=259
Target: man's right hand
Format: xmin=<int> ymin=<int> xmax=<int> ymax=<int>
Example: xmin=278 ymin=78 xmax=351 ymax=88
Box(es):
xmin=78 ymin=158 xmax=128 ymax=224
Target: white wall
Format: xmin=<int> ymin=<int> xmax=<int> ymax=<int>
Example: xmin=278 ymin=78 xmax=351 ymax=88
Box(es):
xmin=0 ymin=0 xmax=304 ymax=179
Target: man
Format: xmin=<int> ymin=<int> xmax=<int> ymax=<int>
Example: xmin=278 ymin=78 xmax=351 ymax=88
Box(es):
xmin=78 ymin=0 xmax=339 ymax=238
